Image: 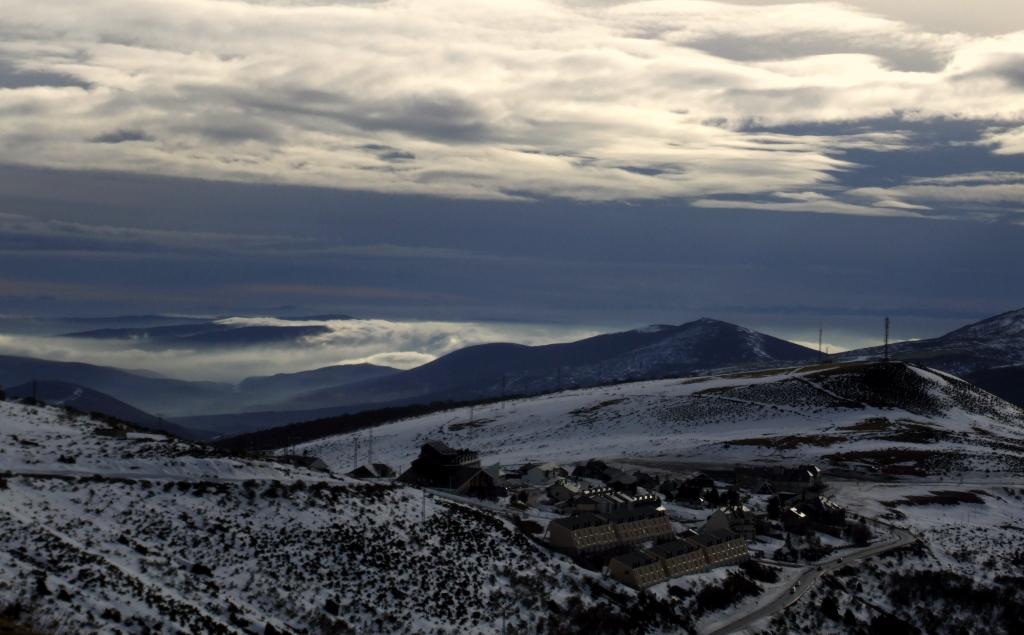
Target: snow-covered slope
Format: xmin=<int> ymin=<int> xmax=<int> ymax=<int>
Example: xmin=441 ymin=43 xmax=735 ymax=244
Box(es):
xmin=842 ymin=307 xmax=1024 ymax=376
xmin=0 ymin=400 xmax=698 ymax=634
xmin=299 ymin=362 xmax=1024 ymax=477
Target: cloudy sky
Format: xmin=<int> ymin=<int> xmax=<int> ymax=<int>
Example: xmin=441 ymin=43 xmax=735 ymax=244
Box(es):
xmin=2 ymin=0 xmax=1024 ymax=356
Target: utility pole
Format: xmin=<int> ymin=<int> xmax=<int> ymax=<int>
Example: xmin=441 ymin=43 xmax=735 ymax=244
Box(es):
xmin=32 ymin=380 xmax=37 ymax=402
xmin=818 ymin=326 xmax=823 ymax=363
xmin=368 ymin=429 xmax=373 ymax=464
xmin=884 ymin=317 xmax=891 ymax=362
xmin=353 ymin=436 xmax=359 ymax=469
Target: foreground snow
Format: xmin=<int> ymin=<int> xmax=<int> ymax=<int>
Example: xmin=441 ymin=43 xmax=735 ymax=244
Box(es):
xmin=0 ymin=401 xmax=728 ymax=634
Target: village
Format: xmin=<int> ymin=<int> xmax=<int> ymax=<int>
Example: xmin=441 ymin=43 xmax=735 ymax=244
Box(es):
xmin=343 ymin=440 xmax=861 ymax=591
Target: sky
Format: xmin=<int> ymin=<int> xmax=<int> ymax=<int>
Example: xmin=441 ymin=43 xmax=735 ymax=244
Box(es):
xmin=2 ymin=0 xmax=1024 ymax=365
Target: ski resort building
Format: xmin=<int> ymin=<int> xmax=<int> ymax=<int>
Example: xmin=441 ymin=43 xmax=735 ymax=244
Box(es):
xmin=347 ymin=463 xmax=396 ymax=479
xmin=605 ymin=507 xmax=674 ymax=545
xmin=546 ymin=479 xmax=587 ymax=502
xmin=398 ymin=441 xmax=504 ymax=497
xmin=687 ymin=529 xmax=749 ymax=569
xmin=547 ymin=514 xmax=620 ymax=554
xmin=609 ymin=552 xmax=668 ymax=589
xmin=546 ymin=492 xmax=672 ymax=554
xmin=521 ymin=462 xmax=568 ymax=486
xmin=646 ymin=539 xmax=706 ymax=577
xmin=735 ymin=464 xmax=822 ymax=493
xmin=610 ymin=529 xmax=750 ymax=589
xmin=704 ymin=505 xmax=763 ymax=540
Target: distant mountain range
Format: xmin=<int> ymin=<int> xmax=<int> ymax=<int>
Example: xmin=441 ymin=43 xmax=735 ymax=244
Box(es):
xmin=0 ymin=355 xmax=395 ymax=422
xmin=180 ymin=318 xmax=820 ymax=435
xmin=270 ymin=318 xmax=818 ymax=410
xmin=4 ymin=308 xmax=1023 ymax=440
xmin=0 ymin=355 xmax=235 ymax=416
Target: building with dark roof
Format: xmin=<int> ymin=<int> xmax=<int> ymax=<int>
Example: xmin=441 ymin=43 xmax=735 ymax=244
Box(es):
xmin=279 ymin=454 xmax=330 ymax=473
xmin=687 ymin=528 xmax=749 ymax=570
xmin=609 ymin=551 xmax=668 ymax=589
xmin=736 ymin=464 xmax=822 ymax=493
xmin=547 ymin=514 xmax=619 ymax=554
xmin=704 ymin=505 xmax=764 ymax=540
xmin=398 ymin=441 xmax=502 ymax=497
xmin=646 ymin=539 xmax=705 ymax=578
xmin=604 ymin=507 xmax=674 ymax=545
xmin=609 ymin=528 xmax=750 ymax=588
xmin=347 ymin=463 xmax=396 ymax=479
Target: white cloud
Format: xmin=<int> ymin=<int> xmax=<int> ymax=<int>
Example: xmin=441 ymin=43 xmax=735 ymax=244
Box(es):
xmin=0 ymin=317 xmax=601 ymax=381
xmin=981 ymin=126 xmax=1024 ymax=154
xmin=0 ymin=0 xmax=1021 ymax=207
xmin=850 ymin=172 xmax=1024 ymax=211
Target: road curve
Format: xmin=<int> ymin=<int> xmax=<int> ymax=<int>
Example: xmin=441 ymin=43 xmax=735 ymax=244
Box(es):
xmin=703 ymin=527 xmax=916 ymax=635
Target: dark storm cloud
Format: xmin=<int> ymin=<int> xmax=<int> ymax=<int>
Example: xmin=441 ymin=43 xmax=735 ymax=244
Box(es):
xmin=0 ymin=60 xmax=92 ymax=89
xmin=360 ymin=144 xmax=416 ymax=162
xmin=90 ymin=129 xmax=155 ymax=144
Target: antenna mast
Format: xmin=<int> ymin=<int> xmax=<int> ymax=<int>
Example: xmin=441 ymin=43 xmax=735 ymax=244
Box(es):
xmin=818 ymin=326 xmax=823 ymax=363
xmin=884 ymin=317 xmax=891 ymax=362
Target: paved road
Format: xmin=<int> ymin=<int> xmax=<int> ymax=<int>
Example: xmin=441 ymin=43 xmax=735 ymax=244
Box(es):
xmin=703 ymin=527 xmax=916 ymax=635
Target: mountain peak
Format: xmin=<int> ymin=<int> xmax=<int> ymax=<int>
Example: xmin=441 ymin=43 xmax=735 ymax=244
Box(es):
xmin=943 ymin=306 xmax=1024 ymax=341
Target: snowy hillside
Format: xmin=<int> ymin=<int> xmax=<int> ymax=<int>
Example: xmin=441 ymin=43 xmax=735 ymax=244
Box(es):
xmin=299 ymin=362 xmax=1024 ymax=477
xmin=841 ymin=307 xmax=1024 ymax=376
xmin=0 ymin=400 xmax=715 ymax=634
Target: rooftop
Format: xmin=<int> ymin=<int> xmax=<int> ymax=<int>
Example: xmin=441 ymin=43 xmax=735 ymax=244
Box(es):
xmin=648 ymin=540 xmax=699 ymax=559
xmin=611 ymin=551 xmax=659 ymax=568
xmin=549 ymin=514 xmax=608 ymax=531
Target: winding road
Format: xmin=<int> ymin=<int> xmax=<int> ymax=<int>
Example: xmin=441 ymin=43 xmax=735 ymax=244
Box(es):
xmin=703 ymin=526 xmax=917 ymax=635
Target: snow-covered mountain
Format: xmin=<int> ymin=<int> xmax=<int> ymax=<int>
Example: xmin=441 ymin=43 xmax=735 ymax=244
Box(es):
xmin=261 ymin=318 xmax=818 ymax=414
xmin=840 ymin=307 xmax=1024 ymax=407
xmin=841 ymin=307 xmax=1024 ymax=376
xmin=298 ymin=361 xmax=1024 ymax=477
xmin=0 ymin=399 xmax=700 ymax=634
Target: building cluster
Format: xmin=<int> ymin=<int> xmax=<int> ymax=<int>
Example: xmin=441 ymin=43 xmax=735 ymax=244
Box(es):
xmin=607 ymin=528 xmax=750 ymax=589
xmin=545 ymin=489 xmax=749 ymax=589
xmin=735 ymin=464 xmax=822 ymax=494
xmin=781 ymin=491 xmax=846 ymax=536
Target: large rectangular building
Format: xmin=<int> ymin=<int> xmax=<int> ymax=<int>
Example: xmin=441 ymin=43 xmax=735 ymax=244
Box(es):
xmin=547 ymin=514 xmax=620 ymax=554
xmin=609 ymin=551 xmax=668 ymax=589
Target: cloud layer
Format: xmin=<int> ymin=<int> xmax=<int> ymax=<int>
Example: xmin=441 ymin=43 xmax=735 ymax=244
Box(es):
xmin=0 ymin=317 xmax=599 ymax=382
xmin=1 ymin=0 xmax=1022 ymax=213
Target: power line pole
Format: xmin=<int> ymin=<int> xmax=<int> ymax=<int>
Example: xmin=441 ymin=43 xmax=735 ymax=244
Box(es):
xmin=818 ymin=326 xmax=823 ymax=363
xmin=353 ymin=436 xmax=359 ymax=469
xmin=884 ymin=317 xmax=891 ymax=362
xmin=368 ymin=429 xmax=373 ymax=464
